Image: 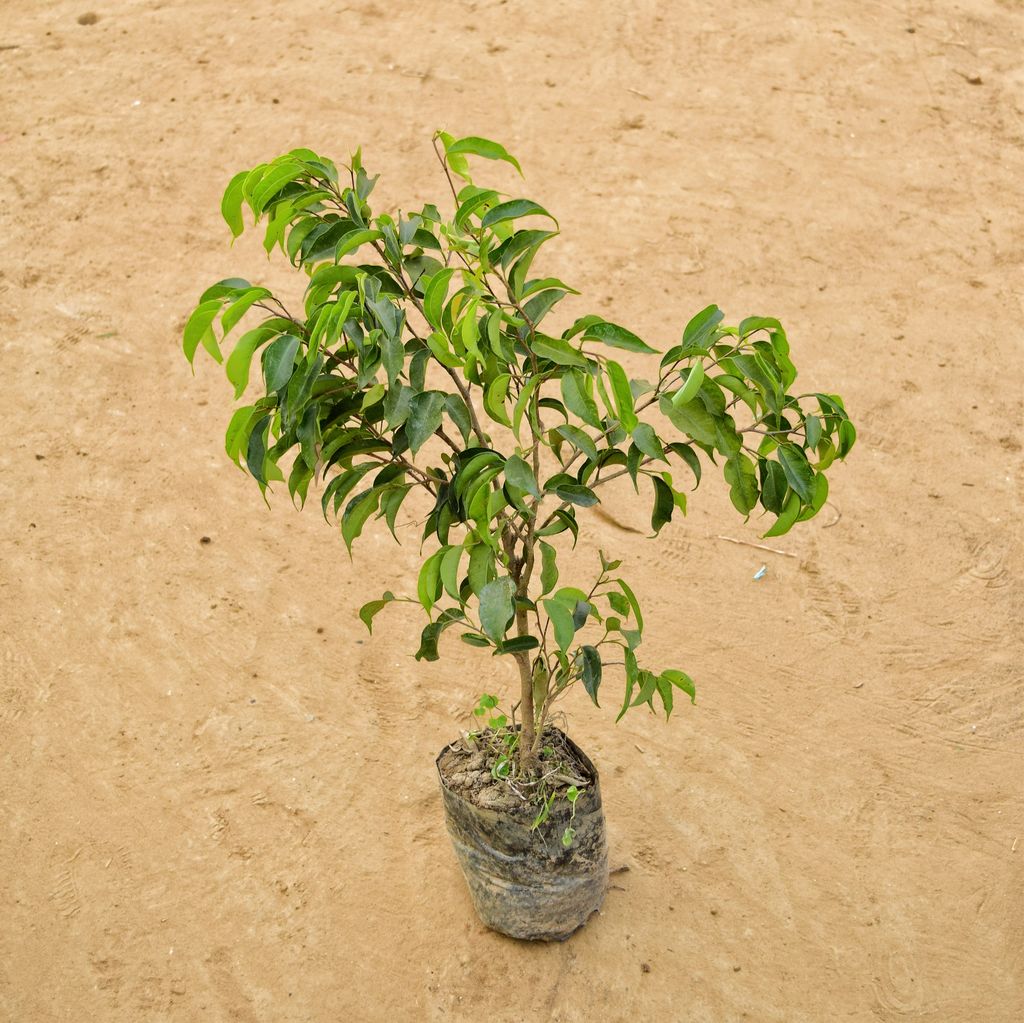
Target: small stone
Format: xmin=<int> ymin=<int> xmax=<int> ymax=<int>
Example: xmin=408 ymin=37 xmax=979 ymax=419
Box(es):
xmin=640 ymin=962 xmax=651 ymax=974
xmin=77 ymin=12 xmax=99 ymax=25
xmin=200 ymin=536 xmax=212 ymax=545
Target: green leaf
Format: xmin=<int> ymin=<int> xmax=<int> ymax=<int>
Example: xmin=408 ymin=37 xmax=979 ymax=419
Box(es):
xmin=341 ymin=489 xmax=380 ymax=553
xmin=439 ymin=544 xmax=464 ymax=600
xmin=480 ymin=199 xmax=554 ymax=230
xmin=759 ymin=459 xmax=789 ymax=514
xmin=605 ymin=361 xmax=638 ymax=431
xmin=483 ymin=373 xmax=512 ymax=427
xmin=250 ymin=160 xmax=305 ymax=213
xmin=660 ymin=668 xmax=696 ymax=705
xmin=444 ymin=135 xmax=523 ymax=176
xmin=224 ymin=405 xmax=255 ymax=466
xmin=536 ymin=508 xmax=580 ymax=543
xmin=673 ymin=362 xmax=705 ymax=406
xmin=631 ymin=423 xmax=665 ymax=462
xmin=406 ymin=391 xmax=447 ymax=454
xmin=504 ymin=454 xmax=541 ymax=498
xmin=838 ymin=419 xmax=857 ymax=457
xmin=415 ymin=621 xmax=444 ymax=662
xmin=359 ymin=592 xmax=395 ymax=634
xmin=183 ymin=299 xmax=223 ymax=365
xmin=539 ymin=541 xmax=559 ymax=595
xmin=417 ymin=548 xmax=446 ymax=611
xmin=650 ymin=476 xmax=674 ymax=535
xmin=423 ymin=268 xmax=455 ymax=328
xmin=561 ymin=370 xmax=602 ymax=429
xmin=555 ymin=424 xmax=600 ymax=463
xmin=724 ymin=453 xmax=759 ymax=515
xmin=478 ymin=576 xmax=515 ymax=642
xmin=547 ymin=482 xmax=599 ymax=507
xmin=777 ymin=443 xmax=815 ymax=502
xmin=804 ymin=413 xmax=822 ymax=450
xmin=445 ymin=393 xmax=473 ymax=444
xmin=221 ymin=287 xmax=271 ymax=336
xmin=221 ymin=170 xmax=249 ymax=238
xmin=580 ymin=645 xmax=602 ymax=705
xmin=660 ymin=394 xmax=717 ymax=447
xmin=615 ymin=579 xmax=644 ymax=633
xmin=497 ymin=636 xmax=540 ymax=654
xmin=461 ymin=633 xmax=492 ymax=648
xmin=543 ymin=598 xmax=576 ymax=653
xmin=335 ymin=228 xmax=382 ymax=261
xmin=763 ymin=491 xmax=801 ymax=538
xmin=682 ymin=304 xmax=724 ymax=350
xmin=225 ymin=327 xmax=277 ymax=399
xmin=583 ymin=321 xmax=658 ymax=354
xmin=531 ymin=335 xmax=588 ymax=368
xmin=263 ymin=334 xmax=301 ymax=392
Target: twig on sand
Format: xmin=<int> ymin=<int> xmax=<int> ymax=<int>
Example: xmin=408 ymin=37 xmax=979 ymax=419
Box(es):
xmin=715 ymin=535 xmax=797 ymax=558
xmin=627 ymin=87 xmax=651 ymax=100
xmin=822 ymin=501 xmax=843 ymax=528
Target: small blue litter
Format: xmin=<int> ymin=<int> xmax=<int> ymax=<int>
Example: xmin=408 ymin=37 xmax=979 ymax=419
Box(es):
xmin=753 ymin=565 xmax=767 ymax=581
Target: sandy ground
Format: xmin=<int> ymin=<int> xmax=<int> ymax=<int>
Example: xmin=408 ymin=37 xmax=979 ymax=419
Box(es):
xmin=2 ymin=1 xmax=1022 ymax=1020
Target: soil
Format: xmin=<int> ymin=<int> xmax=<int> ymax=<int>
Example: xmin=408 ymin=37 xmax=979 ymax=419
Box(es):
xmin=2 ymin=1 xmax=1023 ymax=1021
xmin=438 ymin=728 xmax=595 ymax=819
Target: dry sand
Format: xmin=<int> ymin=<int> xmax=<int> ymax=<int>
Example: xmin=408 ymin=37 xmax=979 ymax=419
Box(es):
xmin=2 ymin=1 xmax=1022 ymax=1020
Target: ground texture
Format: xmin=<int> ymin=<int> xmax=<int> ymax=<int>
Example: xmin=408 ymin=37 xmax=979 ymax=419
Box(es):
xmin=1 ymin=1 xmax=1022 ymax=1020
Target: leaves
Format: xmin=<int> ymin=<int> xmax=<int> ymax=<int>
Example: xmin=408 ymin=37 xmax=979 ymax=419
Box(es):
xmin=777 ymin=443 xmax=815 ymax=502
xmin=660 ymin=394 xmax=717 ymax=447
xmin=443 ymin=135 xmax=523 ymax=176
xmin=531 ymin=335 xmax=588 ymax=368
xmin=183 ymin=299 xmax=223 ymax=365
xmin=406 ymin=391 xmax=447 ymax=454
xmin=221 ymin=170 xmax=249 ymax=238
xmin=504 ymin=454 xmax=541 ymax=498
xmin=543 ymin=598 xmax=576 ymax=652
xmin=650 ymin=476 xmax=674 ymax=535
xmin=723 ymin=454 xmax=759 ymax=515
xmin=263 ymin=334 xmax=300 ymax=392
xmin=185 ymin=136 xmax=856 ymax=739
xmin=561 ymin=371 xmax=602 ymax=428
xmin=605 ymin=361 xmax=638 ymax=432
xmin=480 ymin=199 xmax=555 ymax=230
xmin=583 ymin=321 xmax=658 ymax=354
xmin=359 ymin=592 xmax=395 ymax=633
xmin=681 ymin=304 xmax=724 ymax=350
xmin=539 ymin=541 xmax=559 ymax=595
xmin=580 ymin=646 xmax=602 ymax=705
xmin=673 ymin=362 xmax=704 ymax=406
xmin=478 ymin=576 xmax=515 ymax=641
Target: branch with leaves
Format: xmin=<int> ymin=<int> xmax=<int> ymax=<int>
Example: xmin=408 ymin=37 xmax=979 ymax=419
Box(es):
xmin=184 ymin=133 xmax=856 ymax=775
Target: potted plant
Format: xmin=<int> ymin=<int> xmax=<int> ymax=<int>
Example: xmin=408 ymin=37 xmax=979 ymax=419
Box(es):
xmin=184 ymin=134 xmax=856 ymax=941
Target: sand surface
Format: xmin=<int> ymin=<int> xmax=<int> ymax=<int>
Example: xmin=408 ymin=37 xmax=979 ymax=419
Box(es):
xmin=2 ymin=1 xmax=1022 ymax=1020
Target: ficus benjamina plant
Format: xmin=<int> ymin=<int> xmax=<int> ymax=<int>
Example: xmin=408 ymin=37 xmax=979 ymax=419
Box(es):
xmin=184 ymin=133 xmax=856 ymax=777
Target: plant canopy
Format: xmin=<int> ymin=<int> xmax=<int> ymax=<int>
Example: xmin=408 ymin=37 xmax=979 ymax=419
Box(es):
xmin=184 ymin=133 xmax=856 ymax=772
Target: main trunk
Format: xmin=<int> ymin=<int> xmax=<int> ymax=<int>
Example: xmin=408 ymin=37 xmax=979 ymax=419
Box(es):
xmin=514 ymin=604 xmax=537 ymax=773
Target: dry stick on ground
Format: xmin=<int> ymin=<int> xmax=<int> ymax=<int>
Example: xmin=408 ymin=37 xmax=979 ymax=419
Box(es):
xmin=714 ymin=535 xmax=798 ymax=558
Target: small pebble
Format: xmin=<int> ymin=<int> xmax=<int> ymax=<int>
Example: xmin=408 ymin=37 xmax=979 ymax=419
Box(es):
xmin=199 ymin=536 xmax=212 ymax=545
xmin=640 ymin=963 xmax=651 ymax=974
xmin=77 ymin=12 xmax=99 ymax=25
